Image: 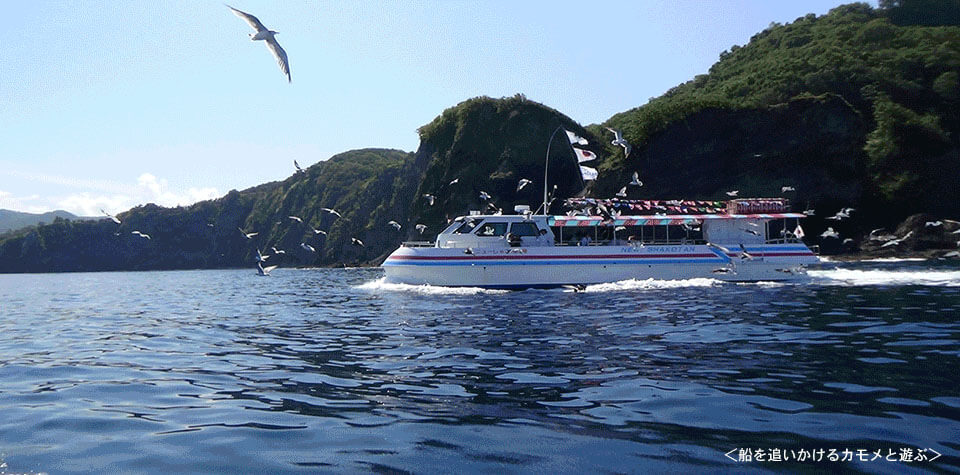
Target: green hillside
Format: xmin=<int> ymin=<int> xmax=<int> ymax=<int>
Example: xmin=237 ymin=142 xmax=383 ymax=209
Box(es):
xmin=0 ymin=209 xmax=86 ymax=234
xmin=597 ymin=1 xmax=960 ymax=230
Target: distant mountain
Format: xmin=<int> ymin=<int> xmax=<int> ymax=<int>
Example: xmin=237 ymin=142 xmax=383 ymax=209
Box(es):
xmin=1 ymin=1 xmax=959 ymax=272
xmin=0 ymin=209 xmax=87 ymax=234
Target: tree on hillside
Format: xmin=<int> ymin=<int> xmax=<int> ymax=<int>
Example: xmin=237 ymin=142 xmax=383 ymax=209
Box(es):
xmin=879 ymin=0 xmax=960 ymax=26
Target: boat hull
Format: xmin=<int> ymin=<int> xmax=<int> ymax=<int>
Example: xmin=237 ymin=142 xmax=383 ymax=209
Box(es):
xmin=382 ymin=244 xmax=818 ymax=288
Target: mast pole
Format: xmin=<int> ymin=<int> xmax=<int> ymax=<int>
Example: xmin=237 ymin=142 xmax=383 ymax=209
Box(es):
xmin=543 ymin=126 xmax=563 ymax=215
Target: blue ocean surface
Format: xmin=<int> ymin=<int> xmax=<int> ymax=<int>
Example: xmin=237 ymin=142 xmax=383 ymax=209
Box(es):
xmin=1 ymin=259 xmax=959 ymax=474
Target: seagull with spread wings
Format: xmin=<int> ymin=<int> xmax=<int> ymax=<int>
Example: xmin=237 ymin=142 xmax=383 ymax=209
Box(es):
xmin=604 ymin=127 xmax=631 ymax=157
xmin=227 ymin=5 xmax=291 ymax=82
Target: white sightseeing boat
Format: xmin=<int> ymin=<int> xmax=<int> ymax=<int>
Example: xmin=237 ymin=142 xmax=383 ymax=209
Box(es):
xmin=382 ymin=198 xmax=819 ymax=289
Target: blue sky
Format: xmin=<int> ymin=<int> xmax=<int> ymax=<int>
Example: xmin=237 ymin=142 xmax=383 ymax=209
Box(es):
xmin=0 ymin=0 xmax=874 ymax=216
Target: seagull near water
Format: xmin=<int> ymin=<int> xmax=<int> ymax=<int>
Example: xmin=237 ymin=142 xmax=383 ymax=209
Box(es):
xmin=881 ymin=231 xmax=913 ymax=248
xmin=227 ymin=5 xmax=291 ymax=82
xmin=257 ymin=262 xmax=279 ymax=276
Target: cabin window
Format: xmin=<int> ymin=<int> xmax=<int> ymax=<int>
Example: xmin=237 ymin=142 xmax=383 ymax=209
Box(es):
xmin=509 ymin=222 xmax=540 ymax=237
xmin=475 ymin=222 xmax=508 ymax=237
xmin=454 ymin=219 xmax=480 ymax=234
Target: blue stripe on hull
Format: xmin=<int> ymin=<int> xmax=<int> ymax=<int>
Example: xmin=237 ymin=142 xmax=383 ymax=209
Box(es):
xmin=382 ymin=258 xmax=725 ymax=267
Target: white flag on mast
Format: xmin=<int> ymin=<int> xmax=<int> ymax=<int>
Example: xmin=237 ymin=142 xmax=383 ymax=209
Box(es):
xmin=573 ymin=147 xmax=597 ymax=163
xmin=579 ymin=165 xmax=598 ymax=181
xmin=565 ymin=130 xmax=588 ymax=145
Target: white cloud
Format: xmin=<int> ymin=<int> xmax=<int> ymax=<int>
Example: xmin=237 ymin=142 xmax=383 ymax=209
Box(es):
xmin=0 ymin=191 xmax=49 ymax=214
xmin=135 ymin=172 xmax=220 ymax=209
xmin=0 ymin=172 xmax=221 ymax=216
xmin=56 ymin=193 xmax=131 ymax=217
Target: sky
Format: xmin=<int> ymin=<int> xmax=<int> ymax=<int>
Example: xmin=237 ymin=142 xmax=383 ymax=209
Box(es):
xmin=0 ymin=0 xmax=875 ymax=216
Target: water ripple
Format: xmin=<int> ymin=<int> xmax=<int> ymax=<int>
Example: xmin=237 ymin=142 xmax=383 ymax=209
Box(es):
xmin=1 ymin=262 xmax=959 ymax=473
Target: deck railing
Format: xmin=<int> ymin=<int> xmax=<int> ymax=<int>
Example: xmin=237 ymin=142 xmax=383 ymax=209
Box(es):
xmin=401 ymin=241 xmax=435 ymax=248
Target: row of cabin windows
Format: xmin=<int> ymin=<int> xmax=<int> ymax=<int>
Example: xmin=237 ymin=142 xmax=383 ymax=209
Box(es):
xmin=453 ymin=221 xmax=540 ymax=237
xmin=551 ymin=225 xmax=705 ymax=244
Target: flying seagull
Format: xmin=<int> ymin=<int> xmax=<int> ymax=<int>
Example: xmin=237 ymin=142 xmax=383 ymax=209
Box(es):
xmin=311 ymin=226 xmax=327 ymax=235
xmin=300 ymin=242 xmax=315 ymax=253
xmin=131 ymin=231 xmax=151 ymax=240
xmin=726 ymin=190 xmax=739 ymax=197
xmin=781 ymin=186 xmax=796 ymax=193
xmin=820 ymin=227 xmax=840 ymax=239
xmin=826 ymin=208 xmax=855 ymax=221
xmin=423 ymin=194 xmax=435 ymax=206
xmin=227 ymin=5 xmax=291 ymax=82
xmin=100 ymin=208 xmax=121 ymax=225
xmin=449 ymin=178 xmax=460 ymax=185
xmin=881 ymin=231 xmax=913 ymax=248
xmin=239 ymin=228 xmax=258 ymax=239
xmin=416 ymin=224 xmax=427 ymax=234
xmin=256 ymin=248 xmax=269 ymax=262
xmin=629 ymin=171 xmax=642 ymax=187
xmin=388 ymin=220 xmax=402 ymax=231
xmin=270 ymin=246 xmax=286 ymax=255
xmin=517 ymin=178 xmax=532 ymax=192
xmin=288 ymin=215 xmax=303 ymax=223
xmin=616 ymin=186 xmax=627 ymax=198
xmin=320 ymin=207 xmax=341 ymax=218
xmin=294 ymin=160 xmax=304 ymax=174
xmin=479 ymin=191 xmax=491 ymax=201
xmin=604 ymin=127 xmax=631 ymax=157
xmin=257 ymin=262 xmax=279 ymax=276
xmin=351 ymin=237 xmax=364 ymax=247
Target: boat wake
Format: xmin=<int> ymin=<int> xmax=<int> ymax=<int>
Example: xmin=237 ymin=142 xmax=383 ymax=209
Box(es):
xmin=583 ymin=277 xmax=723 ymax=292
xmin=357 ymin=278 xmax=510 ymax=294
xmin=809 ymin=268 xmax=960 ymax=286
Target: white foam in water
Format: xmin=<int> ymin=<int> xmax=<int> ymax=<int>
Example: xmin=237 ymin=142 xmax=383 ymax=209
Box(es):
xmin=584 ymin=278 xmax=722 ymax=292
xmin=809 ymin=268 xmax=960 ymax=286
xmin=856 ymin=257 xmax=929 ymax=263
xmin=357 ymin=277 xmax=510 ymax=295
xmin=819 ymin=257 xmax=928 ymax=263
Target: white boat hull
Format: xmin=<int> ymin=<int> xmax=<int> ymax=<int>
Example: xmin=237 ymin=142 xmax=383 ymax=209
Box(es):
xmin=382 ymin=243 xmax=818 ymax=288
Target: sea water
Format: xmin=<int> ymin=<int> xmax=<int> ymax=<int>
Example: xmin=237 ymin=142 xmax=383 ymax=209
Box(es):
xmin=0 ymin=260 xmax=958 ymax=473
